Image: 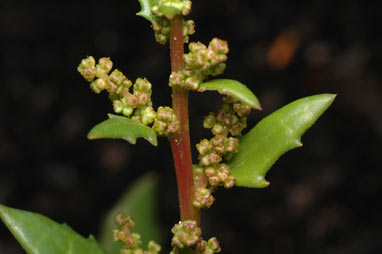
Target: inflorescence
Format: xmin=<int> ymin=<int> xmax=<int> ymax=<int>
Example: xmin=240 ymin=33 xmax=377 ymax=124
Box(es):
xmin=151 ymin=0 xmax=195 ymax=44
xmin=78 ymin=56 xmax=179 ymax=136
xmin=169 ymin=38 xmax=229 ymax=90
xmin=193 ymin=95 xmax=252 ymax=209
xmin=113 ymin=212 xmax=162 ymax=254
xmin=170 ymin=220 xmax=221 ymax=254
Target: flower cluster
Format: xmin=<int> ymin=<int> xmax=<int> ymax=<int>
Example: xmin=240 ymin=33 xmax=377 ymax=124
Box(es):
xmin=152 ymin=106 xmax=180 ymax=136
xmin=204 ymin=96 xmax=251 ymax=136
xmin=152 ymin=0 xmax=192 ymax=18
xmin=78 ymin=56 xmax=179 ymax=136
xmin=170 ymin=221 xmax=221 ymax=254
xmin=196 ymin=135 xmax=239 ymax=167
xmin=197 ymin=237 xmax=222 ymax=254
xmin=193 ymin=96 xmax=252 ymax=208
xmin=169 ymin=38 xmax=229 ymax=90
xmin=151 ymin=0 xmax=195 ymax=44
xmin=113 ymin=212 xmax=161 ymax=254
xmin=171 ymin=220 xmax=201 ymax=249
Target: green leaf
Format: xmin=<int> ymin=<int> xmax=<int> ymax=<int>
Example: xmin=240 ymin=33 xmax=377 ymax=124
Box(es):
xmin=0 ymin=204 xmax=106 ymax=254
xmin=229 ymin=94 xmax=336 ymax=188
xmin=99 ymin=173 xmax=161 ymax=253
xmin=88 ymin=114 xmax=158 ymax=146
xmin=137 ymin=0 xmax=157 ymax=22
xmin=198 ymin=79 xmax=262 ymax=110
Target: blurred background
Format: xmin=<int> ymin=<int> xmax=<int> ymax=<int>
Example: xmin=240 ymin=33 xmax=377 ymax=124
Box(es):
xmin=0 ymin=0 xmax=380 ymax=253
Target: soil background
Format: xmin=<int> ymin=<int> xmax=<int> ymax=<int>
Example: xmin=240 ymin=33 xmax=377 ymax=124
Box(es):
xmin=0 ymin=1 xmax=381 ymax=253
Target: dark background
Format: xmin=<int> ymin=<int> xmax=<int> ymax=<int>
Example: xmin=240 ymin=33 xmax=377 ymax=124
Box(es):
xmin=0 ymin=0 xmax=381 ymax=253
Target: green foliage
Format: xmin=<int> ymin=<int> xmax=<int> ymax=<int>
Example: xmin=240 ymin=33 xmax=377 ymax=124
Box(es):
xmin=88 ymin=114 xmax=158 ymax=146
xmin=198 ymin=79 xmax=262 ymax=110
xmin=229 ymin=94 xmax=336 ymax=188
xmin=0 ymin=204 xmax=106 ymax=254
xmin=99 ymin=173 xmax=161 ymax=254
xmin=137 ymin=0 xmax=157 ymax=22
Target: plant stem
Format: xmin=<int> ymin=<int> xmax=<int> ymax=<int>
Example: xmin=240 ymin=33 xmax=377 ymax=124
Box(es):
xmin=168 ymin=15 xmax=200 ymax=225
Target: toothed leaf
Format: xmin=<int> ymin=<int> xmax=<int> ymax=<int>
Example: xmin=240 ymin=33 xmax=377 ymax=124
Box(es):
xmin=88 ymin=114 xmax=158 ymax=146
xmin=229 ymin=94 xmax=336 ymax=188
xmin=198 ymin=79 xmax=262 ymax=110
xmin=137 ymin=0 xmax=157 ymax=22
xmin=0 ymin=204 xmax=106 ymax=254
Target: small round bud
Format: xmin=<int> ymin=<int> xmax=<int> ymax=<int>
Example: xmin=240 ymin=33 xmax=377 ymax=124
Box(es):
xmin=224 ymin=176 xmax=236 ymax=189
xmin=185 ymin=77 xmax=199 ymax=90
xmin=208 ymin=152 xmax=222 ymax=166
xmin=141 ymin=106 xmax=157 ymax=125
xmin=98 ymin=57 xmax=113 ymax=73
xmin=109 ymin=69 xmax=126 ymax=85
xmin=189 ymin=42 xmax=206 ymax=53
xmin=209 ymin=38 xmax=229 ymax=55
xmin=122 ymin=79 xmax=133 ymax=89
xmin=212 ymin=123 xmax=226 ymax=135
xmin=207 ymin=237 xmax=221 ymax=252
xmin=122 ymin=106 xmax=134 ymax=117
xmin=134 ymin=78 xmax=152 ymax=93
xmin=148 ymin=241 xmax=161 ymax=253
xmin=81 ymin=56 xmax=96 ymax=68
xmin=193 ymin=187 xmax=214 ymax=208
xmin=203 ymin=113 xmax=216 ymax=129
xmin=113 ymin=100 xmax=124 ymax=113
xmin=90 ymin=81 xmax=101 ymax=93
xmin=95 ymin=78 xmax=106 ymax=90
xmin=196 ymin=139 xmax=211 ymax=155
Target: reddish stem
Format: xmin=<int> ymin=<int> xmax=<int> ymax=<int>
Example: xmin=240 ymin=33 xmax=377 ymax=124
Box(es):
xmin=168 ymin=15 xmax=200 ymax=225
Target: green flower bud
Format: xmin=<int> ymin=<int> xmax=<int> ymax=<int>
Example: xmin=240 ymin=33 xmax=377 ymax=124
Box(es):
xmin=196 ymin=139 xmax=212 ymax=155
xmin=133 ymin=249 xmax=143 ymax=254
xmin=185 ymin=77 xmax=199 ymax=90
xmin=171 ymin=220 xmax=201 ymax=248
xmin=157 ymin=106 xmax=174 ymax=121
xmin=90 ymin=81 xmax=101 ymax=93
xmin=95 ymin=78 xmax=106 ymax=90
xmin=169 ymin=71 xmax=186 ymax=87
xmin=82 ymin=66 xmax=96 ymax=81
xmin=225 ymin=137 xmax=239 ymax=153
xmin=113 ymin=100 xmax=123 ymax=113
xmin=83 ymin=56 xmax=95 ymax=67
xmin=211 ymin=63 xmax=226 ymax=76
xmin=224 ymin=176 xmax=236 ymax=189
xmin=208 ymin=152 xmax=222 ymax=166
xmin=209 ymin=38 xmax=229 ymax=55
xmin=203 ymin=113 xmax=216 ymax=129
xmin=193 ymin=187 xmax=215 ymax=208
xmin=98 ymin=57 xmax=113 ymax=74
xmin=148 ymin=240 xmax=161 ymax=253
xmin=207 ymin=237 xmax=221 ymax=252
xmin=167 ymin=120 xmax=180 ymax=134
xmin=123 ymin=106 xmax=134 ymax=117
xmin=212 ymin=123 xmax=226 ymax=135
xmin=109 ymin=69 xmax=126 ymax=86
xmin=189 ymin=42 xmax=206 ymax=53
xmin=134 ymin=78 xmax=152 ymax=93
xmin=123 ymin=79 xmax=133 ymax=89
xmin=155 ymin=33 xmax=168 ymax=44
xmin=152 ymin=120 xmax=167 ymax=135
xmin=141 ymin=106 xmax=157 ymax=125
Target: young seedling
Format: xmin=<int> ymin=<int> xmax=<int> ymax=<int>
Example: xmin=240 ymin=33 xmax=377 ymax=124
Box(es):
xmin=0 ymin=1 xmax=335 ymax=253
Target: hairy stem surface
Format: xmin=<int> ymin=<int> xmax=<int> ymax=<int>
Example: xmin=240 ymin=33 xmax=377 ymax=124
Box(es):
xmin=168 ymin=15 xmax=200 ymax=225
